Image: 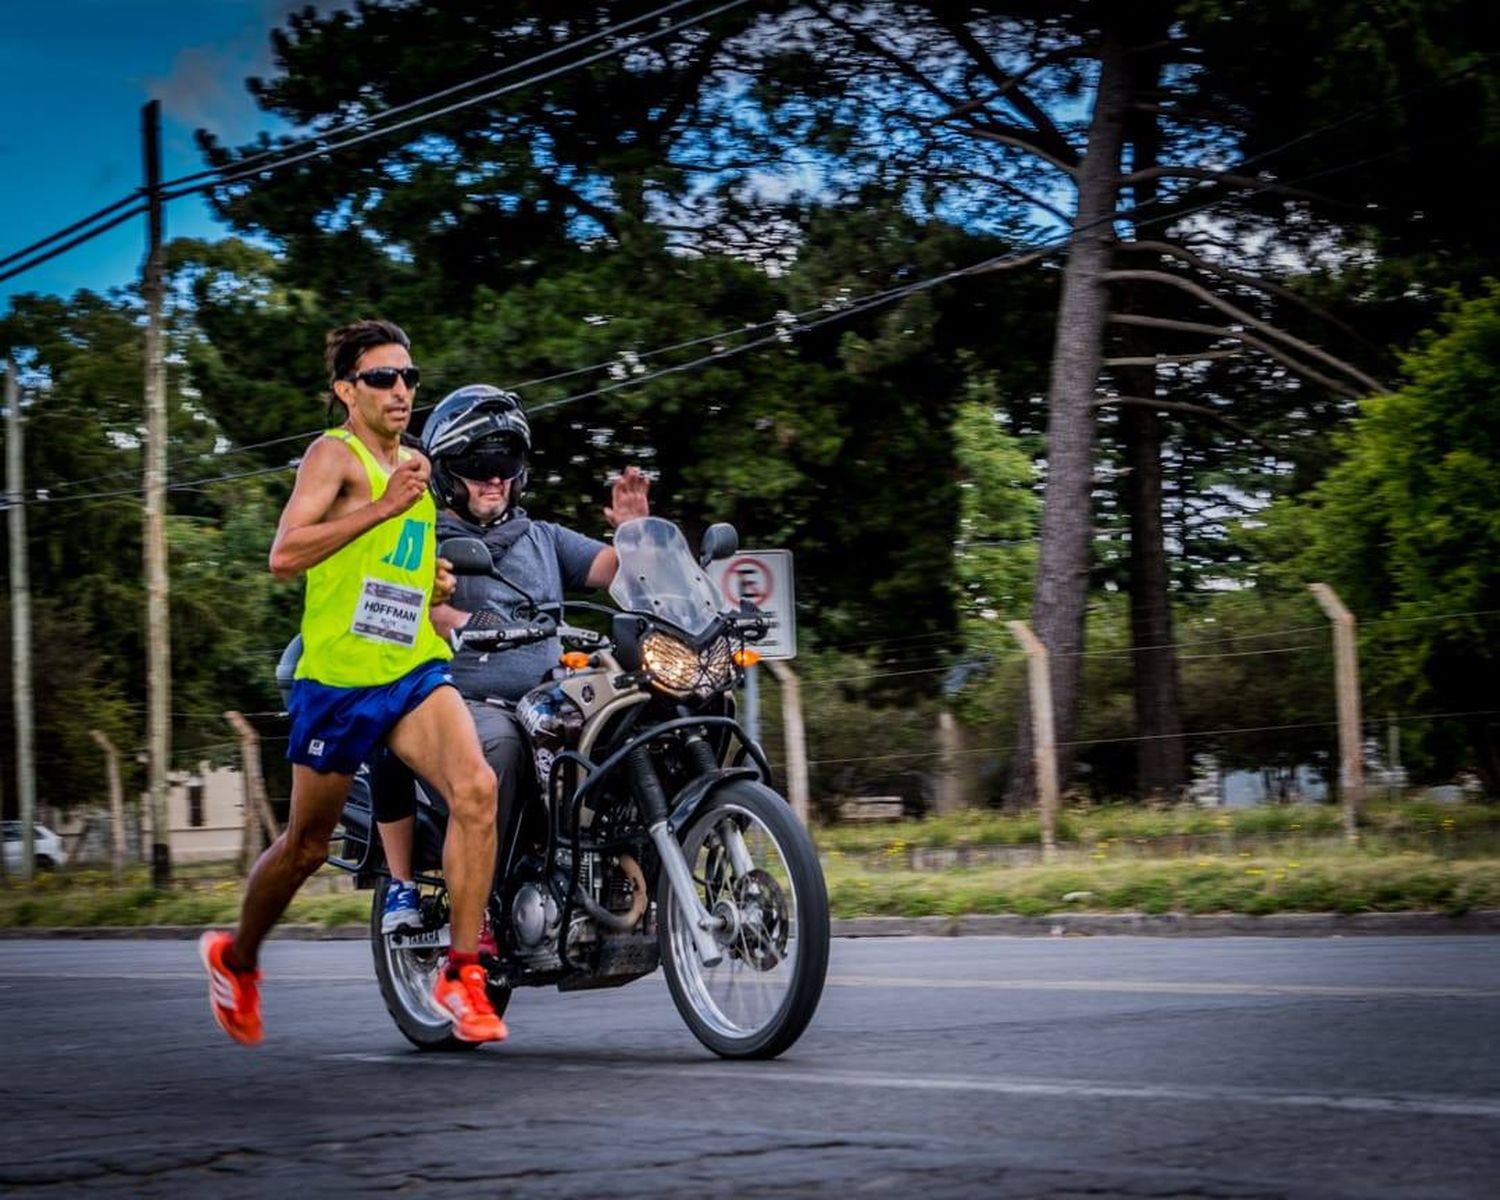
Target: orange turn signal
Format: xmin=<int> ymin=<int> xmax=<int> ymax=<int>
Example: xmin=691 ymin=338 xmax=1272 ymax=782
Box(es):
xmin=560 ymin=651 xmax=591 ymax=670
xmin=732 ymin=648 xmax=761 ymax=667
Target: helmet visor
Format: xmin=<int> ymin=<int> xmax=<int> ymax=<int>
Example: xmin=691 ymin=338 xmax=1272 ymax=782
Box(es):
xmin=448 ymin=439 xmax=526 ymax=483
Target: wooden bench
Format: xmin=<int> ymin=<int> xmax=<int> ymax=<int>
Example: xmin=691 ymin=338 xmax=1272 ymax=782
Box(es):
xmin=838 ymin=795 xmax=905 ymax=823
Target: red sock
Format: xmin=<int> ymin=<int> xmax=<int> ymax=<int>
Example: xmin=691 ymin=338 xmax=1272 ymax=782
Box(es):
xmin=447 ymin=950 xmax=479 ymax=978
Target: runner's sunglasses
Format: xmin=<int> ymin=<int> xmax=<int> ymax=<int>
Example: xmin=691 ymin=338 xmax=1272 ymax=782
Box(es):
xmin=345 ymin=366 xmax=421 ymax=390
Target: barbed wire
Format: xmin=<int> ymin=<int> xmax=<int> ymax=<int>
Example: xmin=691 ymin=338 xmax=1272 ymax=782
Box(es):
xmin=801 ymin=707 xmax=1500 ymax=768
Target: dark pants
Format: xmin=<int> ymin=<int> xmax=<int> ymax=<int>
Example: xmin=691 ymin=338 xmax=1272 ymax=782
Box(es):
xmin=369 ymin=700 xmax=526 ymax=842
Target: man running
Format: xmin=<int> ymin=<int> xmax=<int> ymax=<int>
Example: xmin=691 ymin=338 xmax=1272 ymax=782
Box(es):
xmin=200 ymin=318 xmax=505 ymax=1045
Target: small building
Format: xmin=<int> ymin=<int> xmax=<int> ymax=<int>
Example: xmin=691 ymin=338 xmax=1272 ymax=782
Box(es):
xmin=138 ymin=764 xmax=246 ymax=863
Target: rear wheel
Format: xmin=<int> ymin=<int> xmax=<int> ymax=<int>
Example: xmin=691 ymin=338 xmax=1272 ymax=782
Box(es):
xmin=369 ymin=879 xmax=510 ymax=1052
xmin=658 ymin=780 xmax=829 ymax=1059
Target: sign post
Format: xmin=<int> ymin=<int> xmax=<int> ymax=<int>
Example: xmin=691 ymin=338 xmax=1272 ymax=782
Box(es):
xmin=711 ymin=550 xmax=796 ymax=659
xmin=711 ymin=550 xmax=796 ymax=752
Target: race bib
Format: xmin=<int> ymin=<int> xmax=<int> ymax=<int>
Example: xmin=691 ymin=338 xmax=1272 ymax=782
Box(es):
xmin=351 ymin=577 xmax=425 ymax=646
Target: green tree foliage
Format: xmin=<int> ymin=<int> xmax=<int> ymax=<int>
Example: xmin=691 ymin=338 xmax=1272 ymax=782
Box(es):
xmin=1254 ymin=283 xmax=1500 ymax=789
xmin=166 ymin=237 xmax=331 ymax=465
xmin=0 ymin=287 xmax=288 ymax=815
xmin=196 ymin=1 xmax=769 ymax=309
xmin=948 ymin=377 xmax=1038 ymax=724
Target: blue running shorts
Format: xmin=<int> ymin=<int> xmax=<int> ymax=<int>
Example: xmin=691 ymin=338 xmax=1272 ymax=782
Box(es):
xmin=287 ymin=659 xmax=454 ymax=776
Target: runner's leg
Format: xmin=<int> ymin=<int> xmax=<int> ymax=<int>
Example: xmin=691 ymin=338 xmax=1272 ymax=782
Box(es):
xmin=387 ymin=686 xmax=495 ymax=954
xmin=233 ymin=764 xmax=352 ymax=967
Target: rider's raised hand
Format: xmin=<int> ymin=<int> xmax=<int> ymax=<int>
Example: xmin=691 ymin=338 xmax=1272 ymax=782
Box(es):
xmin=380 ymin=455 xmax=430 ymax=518
xmin=604 ymin=465 xmax=651 ymax=529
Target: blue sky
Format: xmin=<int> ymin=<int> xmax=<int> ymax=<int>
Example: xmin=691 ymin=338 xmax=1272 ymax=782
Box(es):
xmin=0 ymin=0 xmax=318 ymax=309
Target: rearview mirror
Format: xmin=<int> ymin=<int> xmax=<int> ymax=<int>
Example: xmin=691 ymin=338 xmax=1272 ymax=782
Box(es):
xmin=699 ymin=522 xmax=739 ymax=567
xmin=438 ymin=537 xmax=494 ymax=575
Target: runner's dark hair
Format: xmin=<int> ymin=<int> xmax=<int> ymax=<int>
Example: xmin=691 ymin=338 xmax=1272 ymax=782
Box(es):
xmin=323 ymin=319 xmax=412 ymax=424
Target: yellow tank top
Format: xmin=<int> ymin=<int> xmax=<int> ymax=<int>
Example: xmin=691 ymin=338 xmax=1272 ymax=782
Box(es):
xmin=294 ymin=429 xmax=452 ymax=687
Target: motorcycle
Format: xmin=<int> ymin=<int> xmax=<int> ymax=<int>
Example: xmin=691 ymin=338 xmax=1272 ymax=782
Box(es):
xmin=314 ymin=516 xmax=829 ymax=1059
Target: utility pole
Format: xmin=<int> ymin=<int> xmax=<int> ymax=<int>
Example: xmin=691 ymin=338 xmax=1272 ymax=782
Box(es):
xmin=142 ymin=100 xmax=172 ymax=886
xmin=1308 ymin=583 xmax=1363 ymax=843
xmin=6 ymin=363 xmax=37 ymax=881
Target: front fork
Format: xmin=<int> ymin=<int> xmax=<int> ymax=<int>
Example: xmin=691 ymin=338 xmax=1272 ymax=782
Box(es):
xmin=630 ymin=744 xmax=724 ymax=967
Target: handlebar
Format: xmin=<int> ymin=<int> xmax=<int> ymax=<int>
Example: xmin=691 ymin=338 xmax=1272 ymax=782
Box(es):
xmin=454 ymin=608 xmax=556 ymax=652
xmin=724 ymin=610 xmax=770 ymax=642
xmin=453 ymin=611 xmax=609 ymax=653
xmin=455 ymin=623 xmax=556 ymax=651
xmin=455 ymin=606 xmax=765 ymax=654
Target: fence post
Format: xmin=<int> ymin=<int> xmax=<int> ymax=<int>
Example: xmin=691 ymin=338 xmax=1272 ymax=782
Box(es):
xmin=225 ymin=711 xmax=278 ymax=872
xmin=1307 ymin=583 xmax=1362 ymax=843
xmin=1007 ymin=620 xmax=1058 ymax=863
xmin=934 ymin=709 xmax=964 ymax=815
xmin=765 ymin=659 xmax=810 ymax=826
xmin=89 ymin=730 xmax=127 ymax=882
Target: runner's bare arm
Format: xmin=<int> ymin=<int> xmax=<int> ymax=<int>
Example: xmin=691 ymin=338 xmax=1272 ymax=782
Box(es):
xmin=269 ymin=440 xmax=427 ymax=580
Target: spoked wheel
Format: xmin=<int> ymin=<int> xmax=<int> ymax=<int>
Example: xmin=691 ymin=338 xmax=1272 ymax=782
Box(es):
xmin=369 ymin=879 xmax=510 ymax=1052
xmin=658 ymin=780 xmax=829 ymax=1059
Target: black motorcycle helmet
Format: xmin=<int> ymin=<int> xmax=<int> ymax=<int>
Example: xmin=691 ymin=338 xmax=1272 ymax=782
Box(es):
xmin=421 ymin=384 xmax=531 ymax=522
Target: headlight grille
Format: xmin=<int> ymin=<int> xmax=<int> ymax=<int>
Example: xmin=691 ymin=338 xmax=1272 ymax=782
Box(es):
xmin=642 ymin=630 xmax=734 ymax=696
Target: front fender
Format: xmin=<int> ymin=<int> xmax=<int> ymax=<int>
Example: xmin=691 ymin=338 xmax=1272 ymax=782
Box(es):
xmin=666 ymin=767 xmax=764 ymax=836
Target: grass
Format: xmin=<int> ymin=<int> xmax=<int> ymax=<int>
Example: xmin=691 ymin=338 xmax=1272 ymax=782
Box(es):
xmin=820 ymin=850 xmax=1500 ymax=918
xmin=2 ymin=840 xmax=1498 ymax=927
xmin=0 ymin=866 xmax=370 ymax=930
xmin=813 ymin=798 xmax=1500 ymax=858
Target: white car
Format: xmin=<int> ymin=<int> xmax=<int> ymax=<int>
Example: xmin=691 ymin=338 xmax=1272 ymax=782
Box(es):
xmin=2 ymin=821 xmax=68 ymax=872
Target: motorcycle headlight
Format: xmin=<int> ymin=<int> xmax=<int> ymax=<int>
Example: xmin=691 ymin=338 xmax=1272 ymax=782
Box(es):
xmin=642 ymin=630 xmax=734 ymax=697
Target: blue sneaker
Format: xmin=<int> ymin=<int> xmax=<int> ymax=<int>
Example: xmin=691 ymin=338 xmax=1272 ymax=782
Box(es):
xmin=381 ymin=881 xmax=422 ymax=934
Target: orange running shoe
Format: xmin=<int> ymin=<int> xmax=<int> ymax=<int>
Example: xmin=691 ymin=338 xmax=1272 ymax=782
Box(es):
xmin=199 ymin=930 xmax=263 ymax=1046
xmin=433 ymin=962 xmax=507 ymax=1043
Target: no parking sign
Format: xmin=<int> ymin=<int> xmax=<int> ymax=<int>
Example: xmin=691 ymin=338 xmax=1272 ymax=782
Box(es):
xmin=711 ymin=549 xmax=796 ymax=659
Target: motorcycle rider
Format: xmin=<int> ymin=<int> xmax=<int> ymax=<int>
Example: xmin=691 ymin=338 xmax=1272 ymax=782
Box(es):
xmin=373 ymin=384 xmax=651 ymax=940
xmin=199 ymin=321 xmax=507 ymax=1046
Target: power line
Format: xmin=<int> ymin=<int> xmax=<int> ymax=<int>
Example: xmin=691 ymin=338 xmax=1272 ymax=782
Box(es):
xmin=14 ymin=53 xmax=1483 ymax=503
xmin=26 ymin=461 xmax=292 ymax=507
xmin=0 ymin=193 xmax=141 ymax=272
xmin=36 ymin=310 xmax=793 ymax=496
xmin=0 ymin=0 xmax=747 ymax=290
xmin=164 ymin=0 xmax=753 ymax=201
xmin=802 ymin=706 xmax=1500 ymax=767
xmin=159 ymin=0 xmax=714 ymax=192
xmin=0 ymin=135 xmax=1407 ymax=508
xmin=0 ymin=203 xmax=148 ymax=287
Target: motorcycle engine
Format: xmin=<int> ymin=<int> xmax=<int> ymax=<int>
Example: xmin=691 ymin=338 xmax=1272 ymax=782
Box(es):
xmin=511 ymin=882 xmax=558 ymax=949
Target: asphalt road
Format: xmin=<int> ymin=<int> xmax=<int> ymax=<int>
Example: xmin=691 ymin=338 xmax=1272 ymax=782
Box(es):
xmin=1 ymin=934 xmax=1497 ymax=1198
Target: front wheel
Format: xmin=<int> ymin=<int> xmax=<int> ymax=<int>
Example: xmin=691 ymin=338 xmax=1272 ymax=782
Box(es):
xmin=658 ymin=780 xmax=829 ymax=1059
xmin=369 ymin=880 xmax=511 ymax=1051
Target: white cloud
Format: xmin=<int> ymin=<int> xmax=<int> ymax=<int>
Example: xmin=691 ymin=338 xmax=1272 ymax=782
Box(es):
xmin=145 ymin=1 xmax=348 ymax=140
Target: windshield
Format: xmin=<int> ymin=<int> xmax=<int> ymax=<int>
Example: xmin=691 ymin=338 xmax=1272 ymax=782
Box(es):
xmin=608 ymin=517 xmax=722 ymax=637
